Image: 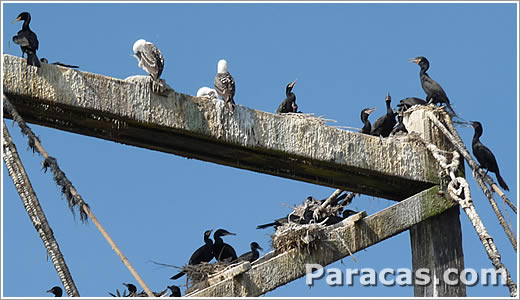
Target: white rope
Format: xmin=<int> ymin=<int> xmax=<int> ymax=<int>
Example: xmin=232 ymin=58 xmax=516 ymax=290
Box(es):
xmin=419 ymin=125 xmax=517 ymax=297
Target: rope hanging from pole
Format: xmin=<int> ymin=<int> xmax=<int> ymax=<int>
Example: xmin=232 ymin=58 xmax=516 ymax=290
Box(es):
xmin=416 ymin=113 xmax=517 ymax=297
xmin=3 ymin=94 xmax=155 ymax=297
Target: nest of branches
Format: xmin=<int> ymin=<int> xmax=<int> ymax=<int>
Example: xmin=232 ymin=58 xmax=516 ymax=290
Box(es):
xmin=182 ymin=262 xmax=229 ymax=284
xmin=271 ymin=221 xmax=329 ymax=254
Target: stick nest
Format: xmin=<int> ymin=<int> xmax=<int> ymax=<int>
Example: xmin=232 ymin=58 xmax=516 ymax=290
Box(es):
xmin=271 ymin=222 xmax=328 ymax=254
xmin=183 ymin=262 xmax=228 ymax=284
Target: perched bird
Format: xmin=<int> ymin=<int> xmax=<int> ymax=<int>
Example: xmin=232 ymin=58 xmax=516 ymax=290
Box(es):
xmin=236 ymin=242 xmax=263 ymax=263
xmin=359 ymin=107 xmax=376 ymax=134
xmin=12 ymin=12 xmax=40 ymax=67
xmin=397 ymin=97 xmax=426 ymax=113
xmin=132 ymin=39 xmax=164 ymax=80
xmin=40 ymin=58 xmax=79 ymax=69
xmin=170 ymin=229 xmax=214 ymax=280
xmin=213 ymin=229 xmax=237 ymax=262
xmin=370 ymin=93 xmax=396 ymax=137
xmin=409 ymin=56 xmax=456 ymax=116
xmin=168 ymin=285 xmax=181 ymax=297
xmin=122 ymin=283 xmax=137 ymax=297
xmin=390 ymin=115 xmax=408 ymax=135
xmin=214 ymin=59 xmax=236 ymax=112
xmin=197 ymin=87 xmax=219 ymax=100
xmin=470 ymin=121 xmax=509 ymax=191
xmin=276 ymin=80 xmax=298 ymax=114
xmin=46 ymin=286 xmax=62 ymax=297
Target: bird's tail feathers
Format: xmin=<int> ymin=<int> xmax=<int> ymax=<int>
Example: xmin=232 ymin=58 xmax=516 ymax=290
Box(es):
xmin=496 ymin=173 xmax=510 ymax=191
xmin=170 ymin=271 xmax=185 ymax=280
xmin=256 ymin=222 xmax=276 ymax=229
xmin=26 ymin=51 xmax=40 ymax=67
xmin=444 ymin=102 xmax=457 ymax=117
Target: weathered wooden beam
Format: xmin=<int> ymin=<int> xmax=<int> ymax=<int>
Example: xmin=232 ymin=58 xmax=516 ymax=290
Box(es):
xmin=405 ymin=107 xmax=466 ymax=297
xmin=187 ymin=186 xmax=455 ymax=297
xmin=3 ymin=54 xmax=439 ymax=200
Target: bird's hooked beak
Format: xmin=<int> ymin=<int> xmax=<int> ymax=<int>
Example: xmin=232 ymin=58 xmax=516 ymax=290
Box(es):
xmin=385 ymin=92 xmax=391 ymax=101
xmin=258 ymin=245 xmax=264 ymax=251
xmin=288 ymin=79 xmax=297 ymax=88
xmin=224 ymin=231 xmax=236 ymax=236
xmin=408 ymin=57 xmax=420 ymax=64
xmin=366 ymin=107 xmax=376 ymax=115
xmin=46 ymin=289 xmax=52 ymax=293
xmin=12 ymin=17 xmax=21 ymax=23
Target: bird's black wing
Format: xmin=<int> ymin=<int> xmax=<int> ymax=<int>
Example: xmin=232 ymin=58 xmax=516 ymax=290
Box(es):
xmin=12 ymin=34 xmax=30 ymax=47
xmin=370 ymin=115 xmax=385 ymax=136
xmin=237 ymin=251 xmax=254 ymax=262
xmin=276 ymin=98 xmax=291 ymax=113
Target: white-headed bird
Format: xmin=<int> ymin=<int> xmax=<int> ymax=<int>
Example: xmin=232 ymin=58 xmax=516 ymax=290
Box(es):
xmin=214 ymin=59 xmax=236 ymax=112
xmin=132 ymin=39 xmax=164 ymax=80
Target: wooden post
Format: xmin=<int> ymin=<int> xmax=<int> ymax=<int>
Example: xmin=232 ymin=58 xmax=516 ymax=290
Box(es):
xmin=405 ymin=107 xmax=466 ymax=296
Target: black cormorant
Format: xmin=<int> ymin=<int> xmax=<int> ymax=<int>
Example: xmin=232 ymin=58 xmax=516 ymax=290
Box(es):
xmin=390 ymin=115 xmax=408 ymax=135
xmin=213 ymin=229 xmax=237 ymax=262
xmin=397 ymin=97 xmax=426 ymax=113
xmin=276 ymin=80 xmax=298 ymax=114
xmin=370 ymin=93 xmax=396 ymax=137
xmin=236 ymin=242 xmax=263 ymax=263
xmin=470 ymin=121 xmax=509 ymax=191
xmin=133 ymin=39 xmax=164 ymax=80
xmin=359 ymin=107 xmax=376 ymax=134
xmin=409 ymin=56 xmax=456 ymax=116
xmin=46 ymin=286 xmax=62 ymax=297
xmin=122 ymin=283 xmax=137 ymax=297
xmin=12 ymin=12 xmax=40 ymax=67
xmin=214 ymin=59 xmax=236 ymax=112
xmin=170 ymin=229 xmax=214 ymax=280
xmin=168 ymin=285 xmax=181 ymax=297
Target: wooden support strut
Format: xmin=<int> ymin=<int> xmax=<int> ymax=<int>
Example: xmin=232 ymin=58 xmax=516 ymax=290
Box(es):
xmin=3 ymin=95 xmax=155 ymax=297
xmin=188 ymin=186 xmax=455 ymax=297
xmin=2 ymin=121 xmax=80 ymax=297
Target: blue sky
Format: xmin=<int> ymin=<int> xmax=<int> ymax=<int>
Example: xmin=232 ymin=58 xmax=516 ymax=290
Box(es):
xmin=2 ymin=1 xmax=517 ymax=298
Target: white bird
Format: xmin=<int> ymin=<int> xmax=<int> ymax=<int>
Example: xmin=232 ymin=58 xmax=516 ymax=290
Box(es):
xmin=197 ymin=87 xmax=219 ymax=100
xmin=132 ymin=39 xmax=164 ymax=80
xmin=214 ymin=59 xmax=236 ymax=112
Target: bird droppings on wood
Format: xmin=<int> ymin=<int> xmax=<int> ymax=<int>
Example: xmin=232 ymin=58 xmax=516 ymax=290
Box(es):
xmin=3 ymin=53 xmax=440 ymax=200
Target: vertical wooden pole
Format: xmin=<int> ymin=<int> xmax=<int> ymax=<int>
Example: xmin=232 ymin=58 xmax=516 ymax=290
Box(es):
xmin=405 ymin=107 xmax=466 ymax=297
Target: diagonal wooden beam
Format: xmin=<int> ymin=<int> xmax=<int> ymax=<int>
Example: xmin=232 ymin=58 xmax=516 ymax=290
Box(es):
xmin=187 ymin=186 xmax=455 ymax=297
xmin=3 ymin=54 xmax=439 ymax=200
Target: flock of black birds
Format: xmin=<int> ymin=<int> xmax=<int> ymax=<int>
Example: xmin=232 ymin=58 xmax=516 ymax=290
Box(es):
xmin=13 ymin=10 xmax=510 ymax=297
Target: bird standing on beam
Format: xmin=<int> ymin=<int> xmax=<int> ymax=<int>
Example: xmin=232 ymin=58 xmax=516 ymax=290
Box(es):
xmin=409 ymin=56 xmax=456 ymax=116
xmin=370 ymin=93 xmax=396 ymax=137
xmin=132 ymin=39 xmax=164 ymax=81
xmin=12 ymin=12 xmax=40 ymax=67
xmin=276 ymin=80 xmax=298 ymax=114
xmin=359 ymin=107 xmax=376 ymax=134
xmin=214 ymin=59 xmax=236 ymax=112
